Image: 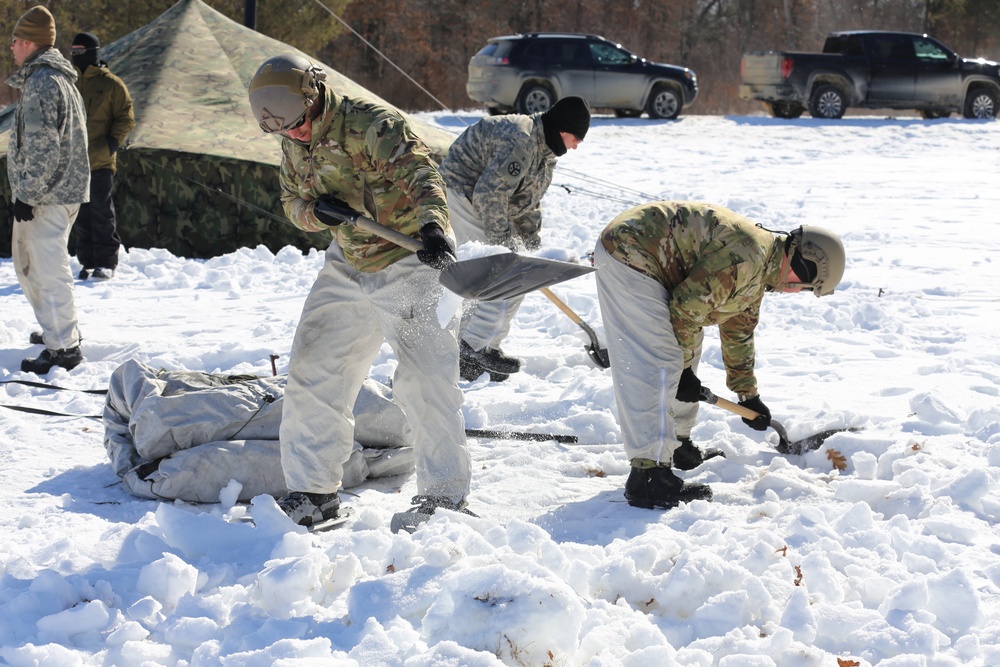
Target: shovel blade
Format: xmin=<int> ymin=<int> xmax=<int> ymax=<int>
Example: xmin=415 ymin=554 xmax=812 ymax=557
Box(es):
xmin=439 ymin=253 xmax=595 ymax=301
xmin=778 ymin=427 xmax=861 ymax=456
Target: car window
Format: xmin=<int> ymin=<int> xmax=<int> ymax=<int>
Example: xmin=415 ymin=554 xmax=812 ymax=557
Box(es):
xmin=551 ymin=41 xmax=590 ymax=66
xmin=589 ymin=42 xmax=633 ymax=66
xmin=913 ymin=37 xmax=951 ymax=61
xmin=476 ymin=44 xmax=498 ymax=57
xmin=869 ymin=35 xmax=915 ymax=60
xmin=824 ymin=35 xmax=864 ymax=56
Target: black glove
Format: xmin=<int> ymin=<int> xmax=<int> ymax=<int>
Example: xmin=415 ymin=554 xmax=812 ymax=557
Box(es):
xmin=313 ymin=195 xmax=356 ymax=227
xmin=738 ymin=395 xmax=771 ymax=431
xmin=675 ymin=367 xmax=702 ymax=403
xmin=106 ymin=136 xmax=120 ymax=154
xmin=416 ymin=223 xmax=456 ymax=269
xmin=13 ymin=199 xmax=34 ymax=222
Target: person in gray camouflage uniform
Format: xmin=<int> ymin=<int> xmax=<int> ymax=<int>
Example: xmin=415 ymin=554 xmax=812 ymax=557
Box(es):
xmin=595 ymin=201 xmax=845 ymax=509
xmin=249 ymin=54 xmax=472 ymax=533
xmin=439 ymin=96 xmax=590 ymax=381
xmin=7 ymin=6 xmax=91 ymax=375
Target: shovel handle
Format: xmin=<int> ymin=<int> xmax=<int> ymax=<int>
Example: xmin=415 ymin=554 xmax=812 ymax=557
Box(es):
xmin=315 ymin=200 xmax=423 ymax=252
xmin=699 ymin=387 xmax=764 ymax=420
xmin=540 ymin=287 xmax=584 ymax=325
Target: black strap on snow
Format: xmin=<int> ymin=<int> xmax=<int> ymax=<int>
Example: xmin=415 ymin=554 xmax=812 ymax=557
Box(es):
xmin=0 ymin=379 xmax=106 ymax=420
xmin=0 ymin=379 xmax=108 ymax=394
xmin=0 ymin=403 xmax=101 ymax=420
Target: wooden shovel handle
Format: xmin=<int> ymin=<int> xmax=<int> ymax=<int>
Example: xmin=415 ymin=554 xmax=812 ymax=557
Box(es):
xmin=315 ymin=200 xmax=423 ymax=252
xmin=699 ymin=388 xmax=764 ymax=420
xmin=540 ymin=287 xmax=585 ymax=325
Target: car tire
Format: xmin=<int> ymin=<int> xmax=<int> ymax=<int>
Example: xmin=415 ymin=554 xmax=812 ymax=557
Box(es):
xmin=516 ymin=84 xmax=554 ymax=114
xmin=808 ymin=84 xmax=846 ymax=119
xmin=963 ymin=87 xmax=998 ymax=119
xmin=614 ymin=109 xmax=642 ymax=118
xmin=768 ymin=101 xmax=805 ymax=119
xmin=646 ymin=85 xmax=682 ymax=120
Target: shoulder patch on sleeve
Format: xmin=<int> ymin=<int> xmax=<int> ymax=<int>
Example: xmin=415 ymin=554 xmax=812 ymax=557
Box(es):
xmin=502 ymin=147 xmax=530 ymax=183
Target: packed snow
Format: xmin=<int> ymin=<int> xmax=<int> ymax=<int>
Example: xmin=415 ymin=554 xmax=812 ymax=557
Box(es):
xmin=2 ymin=112 xmax=1000 ymax=666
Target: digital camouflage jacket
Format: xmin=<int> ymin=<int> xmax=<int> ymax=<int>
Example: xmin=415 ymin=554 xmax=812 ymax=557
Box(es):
xmin=75 ymin=62 xmax=135 ymax=173
xmin=278 ymin=85 xmax=450 ymax=273
xmin=5 ymin=47 xmax=90 ymax=206
xmin=438 ymin=113 xmax=556 ymax=250
xmin=601 ymin=201 xmax=788 ymax=399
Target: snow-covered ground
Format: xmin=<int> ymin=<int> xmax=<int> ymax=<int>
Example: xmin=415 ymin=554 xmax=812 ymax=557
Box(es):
xmin=2 ymin=112 xmax=999 ymax=666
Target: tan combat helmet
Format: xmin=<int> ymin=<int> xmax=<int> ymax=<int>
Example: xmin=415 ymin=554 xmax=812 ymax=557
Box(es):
xmin=248 ymin=54 xmax=327 ymax=133
xmin=788 ymin=225 xmax=846 ymax=297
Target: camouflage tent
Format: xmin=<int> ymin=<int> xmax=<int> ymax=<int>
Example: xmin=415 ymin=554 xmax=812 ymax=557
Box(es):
xmin=0 ymin=0 xmax=454 ymax=259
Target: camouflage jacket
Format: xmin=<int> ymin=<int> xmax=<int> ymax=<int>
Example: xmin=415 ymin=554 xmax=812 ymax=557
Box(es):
xmin=75 ymin=62 xmax=135 ymax=173
xmin=279 ymin=86 xmax=450 ymax=273
xmin=5 ymin=47 xmax=90 ymax=206
xmin=438 ymin=113 xmax=556 ymax=249
xmin=601 ymin=201 xmax=787 ymax=399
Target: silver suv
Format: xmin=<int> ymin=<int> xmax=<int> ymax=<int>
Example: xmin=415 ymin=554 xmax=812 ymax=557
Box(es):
xmin=466 ymin=33 xmax=697 ymax=119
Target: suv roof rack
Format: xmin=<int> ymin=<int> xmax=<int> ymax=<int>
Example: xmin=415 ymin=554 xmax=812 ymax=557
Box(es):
xmin=517 ymin=32 xmax=604 ymax=40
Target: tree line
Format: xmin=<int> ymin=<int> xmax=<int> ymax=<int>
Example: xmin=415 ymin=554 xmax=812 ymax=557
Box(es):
xmin=2 ymin=0 xmax=999 ymax=115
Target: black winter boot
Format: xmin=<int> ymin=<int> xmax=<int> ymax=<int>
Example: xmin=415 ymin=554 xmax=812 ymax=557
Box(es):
xmin=672 ymin=437 xmax=726 ymax=471
xmin=21 ymin=347 xmax=83 ymax=374
xmin=624 ymin=460 xmax=713 ymax=509
xmin=390 ymin=494 xmax=477 ymax=534
xmin=460 ymin=340 xmax=521 ymax=374
xmin=277 ymin=491 xmax=342 ymax=527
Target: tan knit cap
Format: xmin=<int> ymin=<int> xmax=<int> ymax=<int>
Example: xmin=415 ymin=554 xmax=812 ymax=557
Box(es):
xmin=12 ymin=6 xmax=56 ymax=47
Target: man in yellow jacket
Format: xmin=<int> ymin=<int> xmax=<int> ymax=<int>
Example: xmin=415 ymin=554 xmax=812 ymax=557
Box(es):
xmin=70 ymin=32 xmax=135 ymax=281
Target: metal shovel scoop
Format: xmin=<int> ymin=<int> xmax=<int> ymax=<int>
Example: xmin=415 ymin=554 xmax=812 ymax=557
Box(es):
xmin=315 ymin=201 xmax=594 ymax=301
xmin=699 ymin=387 xmax=859 ymax=455
xmin=539 ymin=287 xmax=610 ymax=368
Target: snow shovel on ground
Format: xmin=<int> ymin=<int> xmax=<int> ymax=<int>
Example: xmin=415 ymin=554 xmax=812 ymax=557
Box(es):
xmin=539 ymin=287 xmax=610 ymax=369
xmin=315 ymin=201 xmax=594 ymax=301
xmin=699 ymin=386 xmax=859 ymax=455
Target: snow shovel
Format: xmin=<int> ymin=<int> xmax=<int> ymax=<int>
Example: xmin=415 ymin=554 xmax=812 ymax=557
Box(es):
xmin=699 ymin=387 xmax=858 ymax=455
xmin=539 ymin=287 xmax=610 ymax=369
xmin=315 ymin=201 xmax=594 ymax=301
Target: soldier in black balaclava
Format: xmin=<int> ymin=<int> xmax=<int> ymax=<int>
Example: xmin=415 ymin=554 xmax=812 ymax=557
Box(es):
xmin=70 ymin=32 xmax=135 ymax=281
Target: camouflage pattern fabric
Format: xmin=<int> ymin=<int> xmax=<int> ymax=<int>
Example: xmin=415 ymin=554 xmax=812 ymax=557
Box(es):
xmin=279 ymin=85 xmax=451 ymax=273
xmin=5 ymin=47 xmax=90 ymax=207
xmin=438 ymin=113 xmax=556 ymax=249
xmin=600 ymin=201 xmax=788 ymax=399
xmin=76 ymin=62 xmax=135 ymax=173
xmin=0 ymin=0 xmax=454 ymax=259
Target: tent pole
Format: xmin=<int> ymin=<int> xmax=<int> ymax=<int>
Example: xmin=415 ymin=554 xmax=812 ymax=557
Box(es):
xmin=244 ymin=0 xmax=257 ymax=30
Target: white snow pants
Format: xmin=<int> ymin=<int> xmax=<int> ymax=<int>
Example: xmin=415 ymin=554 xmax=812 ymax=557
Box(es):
xmin=279 ymin=243 xmax=471 ymax=501
xmin=12 ymin=203 xmax=82 ymax=350
xmin=594 ymin=243 xmax=702 ymax=465
xmin=446 ymin=190 xmax=524 ymax=351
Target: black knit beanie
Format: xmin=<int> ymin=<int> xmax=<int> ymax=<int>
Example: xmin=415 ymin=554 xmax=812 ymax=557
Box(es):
xmin=542 ymin=96 xmax=591 ymax=156
xmin=71 ymin=32 xmax=100 ymax=71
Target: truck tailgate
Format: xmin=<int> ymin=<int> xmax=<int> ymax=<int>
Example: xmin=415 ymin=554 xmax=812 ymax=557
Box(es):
xmin=742 ymin=53 xmax=786 ymax=84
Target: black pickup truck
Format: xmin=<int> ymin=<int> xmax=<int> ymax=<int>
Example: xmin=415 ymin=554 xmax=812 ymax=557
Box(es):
xmin=740 ymin=30 xmax=1000 ymax=119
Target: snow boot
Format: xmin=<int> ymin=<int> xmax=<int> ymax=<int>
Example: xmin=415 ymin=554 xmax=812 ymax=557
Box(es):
xmin=624 ymin=460 xmax=713 ymax=509
xmin=460 ymin=340 xmax=520 ymax=375
xmin=672 ymin=437 xmax=726 ymax=471
xmin=390 ymin=494 xmax=477 ymax=534
xmin=91 ymin=267 xmax=115 ymax=280
xmin=277 ymin=491 xmax=342 ymax=527
xmin=459 ymin=348 xmax=511 ymax=383
xmin=29 ymin=331 xmax=44 ymax=345
xmin=21 ymin=347 xmax=83 ymax=374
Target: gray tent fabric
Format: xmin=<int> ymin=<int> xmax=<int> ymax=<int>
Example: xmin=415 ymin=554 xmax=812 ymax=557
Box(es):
xmin=104 ymin=359 xmax=414 ymax=503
